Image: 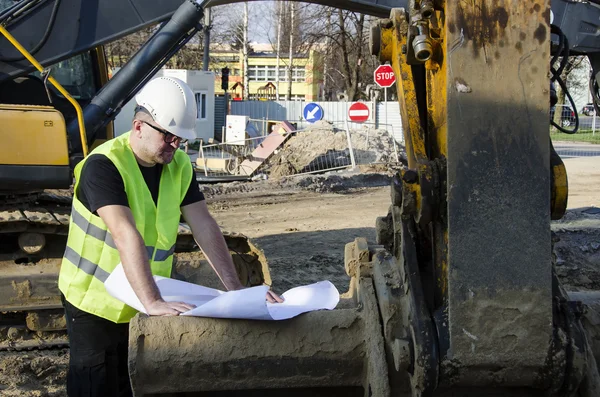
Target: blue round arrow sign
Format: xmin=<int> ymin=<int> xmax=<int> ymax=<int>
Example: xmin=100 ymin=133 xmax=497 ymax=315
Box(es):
xmin=303 ymin=103 xmax=324 ymax=123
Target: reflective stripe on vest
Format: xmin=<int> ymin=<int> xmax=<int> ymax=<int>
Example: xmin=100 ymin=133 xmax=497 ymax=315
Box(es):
xmin=63 ymin=246 xmax=110 ymax=283
xmin=58 ymin=132 xmax=192 ymax=323
xmin=67 ymin=205 xmax=177 ymax=281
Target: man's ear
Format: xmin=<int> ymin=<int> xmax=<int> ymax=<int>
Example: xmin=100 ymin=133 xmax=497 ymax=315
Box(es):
xmin=132 ymin=119 xmax=144 ymax=138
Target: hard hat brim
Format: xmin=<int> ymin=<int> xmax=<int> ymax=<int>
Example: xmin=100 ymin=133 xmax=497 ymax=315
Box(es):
xmin=169 ymin=127 xmax=196 ymax=141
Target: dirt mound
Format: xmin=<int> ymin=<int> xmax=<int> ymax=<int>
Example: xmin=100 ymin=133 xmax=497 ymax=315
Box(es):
xmin=199 ymin=179 xmax=277 ymax=198
xmin=0 ymin=349 xmax=68 ymax=396
xmin=264 ymin=121 xmax=404 ymax=178
xmin=280 ymin=172 xmax=392 ymax=193
xmin=199 ymin=171 xmax=394 ymax=198
xmin=552 ymin=207 xmax=600 ymax=291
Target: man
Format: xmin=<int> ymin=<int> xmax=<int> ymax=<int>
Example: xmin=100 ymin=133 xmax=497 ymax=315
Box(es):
xmin=58 ymin=76 xmax=282 ymax=397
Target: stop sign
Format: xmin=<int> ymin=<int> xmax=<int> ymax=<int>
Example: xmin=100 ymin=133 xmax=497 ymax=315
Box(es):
xmin=374 ymin=64 xmax=396 ymax=88
xmin=348 ymin=102 xmax=370 ymax=123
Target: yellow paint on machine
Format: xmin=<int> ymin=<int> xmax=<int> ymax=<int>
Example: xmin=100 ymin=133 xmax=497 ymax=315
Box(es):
xmin=0 ymin=105 xmax=69 ymax=166
xmin=551 ymin=162 xmax=569 ymax=220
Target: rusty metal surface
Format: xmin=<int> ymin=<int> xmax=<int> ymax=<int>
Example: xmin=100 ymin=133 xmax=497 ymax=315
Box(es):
xmin=369 ymin=0 xmax=581 ymax=392
xmin=0 ymin=259 xmax=63 ymax=312
xmin=25 ymin=311 xmax=67 ymax=332
xmin=443 ymin=0 xmax=553 ymax=386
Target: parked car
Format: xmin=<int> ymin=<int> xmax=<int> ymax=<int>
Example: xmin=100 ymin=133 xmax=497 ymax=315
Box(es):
xmin=581 ymin=103 xmax=596 ymax=116
xmin=550 ymin=105 xmax=576 ymax=127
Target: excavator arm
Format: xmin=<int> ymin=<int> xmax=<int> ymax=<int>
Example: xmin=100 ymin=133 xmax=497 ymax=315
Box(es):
xmin=0 ymin=0 xmax=184 ymax=81
xmin=0 ymin=0 xmax=399 ymax=82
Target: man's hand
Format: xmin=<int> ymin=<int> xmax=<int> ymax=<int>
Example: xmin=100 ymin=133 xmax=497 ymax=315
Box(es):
xmin=267 ymin=290 xmax=284 ymax=303
xmin=145 ymin=299 xmax=196 ymax=316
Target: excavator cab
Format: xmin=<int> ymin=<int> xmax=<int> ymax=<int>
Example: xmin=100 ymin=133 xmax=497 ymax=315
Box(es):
xmin=0 ymin=46 xmax=111 ymax=192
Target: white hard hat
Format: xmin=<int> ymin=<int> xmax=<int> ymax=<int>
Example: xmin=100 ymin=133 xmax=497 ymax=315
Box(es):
xmin=135 ymin=76 xmax=197 ymax=141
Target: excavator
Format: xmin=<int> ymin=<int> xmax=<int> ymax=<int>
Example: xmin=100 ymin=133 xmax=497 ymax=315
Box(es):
xmin=1 ymin=0 xmax=600 ymax=396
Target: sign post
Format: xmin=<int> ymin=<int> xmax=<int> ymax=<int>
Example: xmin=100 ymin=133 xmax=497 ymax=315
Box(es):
xmin=374 ymin=64 xmax=396 ymax=129
xmin=345 ymin=101 xmax=372 ymax=170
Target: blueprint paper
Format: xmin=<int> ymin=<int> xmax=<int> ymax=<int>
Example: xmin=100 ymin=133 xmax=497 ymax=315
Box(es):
xmin=104 ymin=263 xmax=340 ymax=320
xmin=266 ymin=281 xmax=340 ymax=320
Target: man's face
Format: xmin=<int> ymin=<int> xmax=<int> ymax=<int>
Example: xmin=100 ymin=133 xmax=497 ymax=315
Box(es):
xmin=134 ymin=117 xmax=183 ymax=165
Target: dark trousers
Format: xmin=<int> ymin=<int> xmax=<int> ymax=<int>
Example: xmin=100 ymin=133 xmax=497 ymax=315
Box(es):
xmin=62 ymin=295 xmax=132 ymax=397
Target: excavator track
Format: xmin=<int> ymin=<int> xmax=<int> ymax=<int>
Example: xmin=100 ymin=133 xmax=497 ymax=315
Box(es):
xmin=0 ymin=192 xmax=269 ymax=351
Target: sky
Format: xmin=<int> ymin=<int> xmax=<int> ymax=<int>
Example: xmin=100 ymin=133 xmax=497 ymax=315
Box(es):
xmin=211 ymin=2 xmax=277 ymax=45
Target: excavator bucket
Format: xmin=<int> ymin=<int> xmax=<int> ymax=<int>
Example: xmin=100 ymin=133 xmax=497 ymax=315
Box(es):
xmin=127 ymin=244 xmax=388 ymax=397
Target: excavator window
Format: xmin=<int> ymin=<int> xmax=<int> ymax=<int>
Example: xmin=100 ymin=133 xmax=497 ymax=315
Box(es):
xmin=31 ymin=52 xmax=96 ymax=101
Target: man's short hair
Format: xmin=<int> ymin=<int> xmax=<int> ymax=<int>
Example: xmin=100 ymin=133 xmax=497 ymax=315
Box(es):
xmin=133 ymin=105 xmax=154 ymax=122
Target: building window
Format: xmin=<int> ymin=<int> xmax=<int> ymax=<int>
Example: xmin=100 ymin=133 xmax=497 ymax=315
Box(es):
xmin=247 ymin=65 xmax=306 ymax=82
xmin=294 ymin=68 xmax=305 ymax=81
xmin=213 ymin=56 xmax=239 ymax=63
xmin=195 ymin=92 xmax=207 ymax=120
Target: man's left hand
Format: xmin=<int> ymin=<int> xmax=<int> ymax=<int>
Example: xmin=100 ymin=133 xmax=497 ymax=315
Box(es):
xmin=267 ymin=290 xmax=284 ymax=303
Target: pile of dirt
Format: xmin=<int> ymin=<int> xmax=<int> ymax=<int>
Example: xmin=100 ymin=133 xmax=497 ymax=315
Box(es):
xmin=552 ymin=208 xmax=600 ymax=291
xmin=199 ymin=171 xmax=394 ymax=198
xmin=264 ymin=121 xmax=404 ymax=178
xmin=199 ymin=179 xmax=277 ymax=199
xmin=280 ymin=172 xmax=392 ymax=194
xmin=0 ymin=349 xmax=68 ymax=397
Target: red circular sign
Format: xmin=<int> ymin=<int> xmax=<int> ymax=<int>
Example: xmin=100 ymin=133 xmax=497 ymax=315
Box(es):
xmin=374 ymin=64 xmax=396 ymax=88
xmin=348 ymin=102 xmax=370 ymax=123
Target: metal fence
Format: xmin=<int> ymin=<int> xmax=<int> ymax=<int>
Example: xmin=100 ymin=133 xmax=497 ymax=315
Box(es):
xmin=230 ymin=100 xmax=405 ymax=143
xmin=550 ymin=113 xmax=600 ymax=158
xmin=194 ymin=121 xmax=402 ymax=179
xmin=227 ymin=99 xmax=600 ymax=166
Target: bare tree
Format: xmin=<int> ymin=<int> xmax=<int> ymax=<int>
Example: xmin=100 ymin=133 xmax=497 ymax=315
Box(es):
xmin=308 ymin=8 xmax=375 ymax=101
xmin=552 ymin=55 xmax=588 ymax=128
xmin=243 ymin=2 xmax=250 ymax=99
xmin=322 ymin=8 xmax=332 ymax=100
xmin=287 ymin=2 xmax=295 ymax=100
xmin=272 ymin=4 xmax=377 ymax=101
xmin=218 ymin=3 xmax=252 ymax=99
xmin=104 ymin=24 xmax=205 ymax=71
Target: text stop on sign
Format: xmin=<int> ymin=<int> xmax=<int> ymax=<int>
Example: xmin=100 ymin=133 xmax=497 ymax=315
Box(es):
xmin=374 ymin=65 xmax=396 ymax=88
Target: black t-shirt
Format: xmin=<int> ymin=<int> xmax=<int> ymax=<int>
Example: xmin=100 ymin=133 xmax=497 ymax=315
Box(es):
xmin=76 ymin=154 xmax=204 ymax=214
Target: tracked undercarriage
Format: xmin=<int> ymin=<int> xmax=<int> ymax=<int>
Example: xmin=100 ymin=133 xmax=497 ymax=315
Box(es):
xmin=0 ymin=191 xmax=269 ymax=351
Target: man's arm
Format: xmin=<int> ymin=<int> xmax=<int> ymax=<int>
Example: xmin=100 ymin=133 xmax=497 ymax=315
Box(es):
xmin=181 ymin=201 xmax=245 ymax=291
xmin=181 ymin=201 xmax=284 ymax=303
xmin=97 ymin=205 xmax=195 ymax=315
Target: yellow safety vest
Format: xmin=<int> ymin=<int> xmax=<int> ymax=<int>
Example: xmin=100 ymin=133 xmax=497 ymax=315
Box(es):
xmin=58 ymin=132 xmax=192 ymax=323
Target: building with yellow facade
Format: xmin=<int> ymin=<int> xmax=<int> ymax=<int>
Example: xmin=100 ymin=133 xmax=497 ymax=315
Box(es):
xmin=210 ymin=46 xmax=323 ymax=101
